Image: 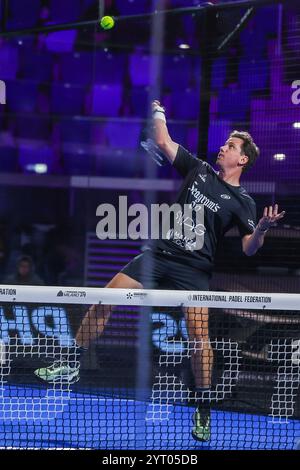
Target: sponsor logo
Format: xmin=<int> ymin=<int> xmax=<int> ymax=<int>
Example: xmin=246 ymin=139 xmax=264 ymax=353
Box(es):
xmin=198 ymin=174 xmax=207 ymax=183
xmin=188 ymin=182 xmax=221 ymax=213
xmin=0 ymin=288 xmax=17 ymax=296
xmin=56 ymin=290 xmax=86 ymax=298
xmin=133 ymin=292 xmax=147 ymax=298
xmin=127 ymin=292 xmax=148 ymax=300
xmin=220 ymin=194 xmax=231 ymax=200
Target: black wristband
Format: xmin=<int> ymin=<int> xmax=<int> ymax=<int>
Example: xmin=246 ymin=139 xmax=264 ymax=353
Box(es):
xmin=152 ymin=107 xmax=165 ymax=115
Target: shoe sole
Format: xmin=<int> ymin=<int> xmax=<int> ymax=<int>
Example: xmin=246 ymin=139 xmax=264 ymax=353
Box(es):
xmin=192 ymin=414 xmax=210 ymax=442
xmin=34 ymin=371 xmax=80 ymax=384
xmin=191 ymin=430 xmax=210 ymax=442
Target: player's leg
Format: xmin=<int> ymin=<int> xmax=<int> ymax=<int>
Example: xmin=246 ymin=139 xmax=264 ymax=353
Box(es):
xmin=166 ymin=258 xmax=213 ymax=441
xmin=184 ymin=306 xmax=212 ymax=442
xmin=34 ymin=272 xmax=143 ymax=384
xmin=184 ymin=307 xmax=213 ymax=389
xmin=34 ymin=250 xmax=163 ymax=384
xmin=76 ymin=273 xmax=143 ymax=348
xmin=76 ymin=250 xmax=163 ymax=349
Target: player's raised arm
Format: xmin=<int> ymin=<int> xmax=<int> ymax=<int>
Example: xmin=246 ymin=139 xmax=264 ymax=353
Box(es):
xmin=151 ymin=100 xmax=179 ymax=163
xmin=242 ymin=204 xmax=286 ymax=256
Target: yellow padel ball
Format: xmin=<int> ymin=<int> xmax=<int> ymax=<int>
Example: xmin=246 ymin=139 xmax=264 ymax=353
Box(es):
xmin=100 ymin=16 xmax=115 ymax=30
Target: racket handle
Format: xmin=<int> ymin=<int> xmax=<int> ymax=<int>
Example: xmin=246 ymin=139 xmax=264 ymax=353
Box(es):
xmin=140 ymin=138 xmax=168 ymax=167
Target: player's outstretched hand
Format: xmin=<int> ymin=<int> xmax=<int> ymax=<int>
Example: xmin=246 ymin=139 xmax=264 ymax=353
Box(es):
xmin=257 ymin=204 xmax=286 ymax=232
xmin=152 ymin=100 xmax=165 ymax=113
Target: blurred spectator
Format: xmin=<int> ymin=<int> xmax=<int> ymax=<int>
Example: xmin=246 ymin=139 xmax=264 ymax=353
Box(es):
xmin=39 ymin=2 xmax=50 ymax=24
xmin=3 ymin=255 xmax=44 ymax=285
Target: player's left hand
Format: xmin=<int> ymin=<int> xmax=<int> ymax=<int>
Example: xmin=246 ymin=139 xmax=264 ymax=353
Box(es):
xmin=257 ymin=204 xmax=285 ymax=232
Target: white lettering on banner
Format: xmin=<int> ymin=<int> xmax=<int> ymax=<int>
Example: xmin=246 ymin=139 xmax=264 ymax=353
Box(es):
xmin=0 ymin=80 xmax=6 ymax=105
xmin=291 ymin=80 xmax=300 ymax=105
xmin=0 ymin=305 xmax=72 ymax=346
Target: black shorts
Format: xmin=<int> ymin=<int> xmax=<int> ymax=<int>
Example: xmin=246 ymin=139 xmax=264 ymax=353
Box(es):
xmin=120 ymin=249 xmax=211 ymax=291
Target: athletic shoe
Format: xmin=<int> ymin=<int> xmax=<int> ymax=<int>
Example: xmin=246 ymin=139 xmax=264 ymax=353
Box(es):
xmin=34 ymin=361 xmax=80 ymax=384
xmin=192 ymin=407 xmax=211 ymax=441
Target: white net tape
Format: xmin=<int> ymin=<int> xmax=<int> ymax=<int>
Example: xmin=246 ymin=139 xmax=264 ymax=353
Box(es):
xmin=0 ymin=285 xmax=299 ymax=310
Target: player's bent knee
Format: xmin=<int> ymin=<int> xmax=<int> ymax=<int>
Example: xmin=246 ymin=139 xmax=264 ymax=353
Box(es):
xmin=94 ymin=304 xmax=111 ymax=317
xmin=105 ymin=272 xmax=143 ymax=289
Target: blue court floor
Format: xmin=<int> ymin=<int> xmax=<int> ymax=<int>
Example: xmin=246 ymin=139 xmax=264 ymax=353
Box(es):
xmin=0 ymin=385 xmax=299 ymax=450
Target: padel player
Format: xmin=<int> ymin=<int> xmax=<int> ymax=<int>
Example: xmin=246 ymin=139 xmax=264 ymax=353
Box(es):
xmin=35 ymin=100 xmax=285 ymax=442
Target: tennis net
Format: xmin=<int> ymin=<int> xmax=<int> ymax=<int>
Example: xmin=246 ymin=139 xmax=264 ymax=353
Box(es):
xmin=0 ymin=285 xmax=299 ymax=450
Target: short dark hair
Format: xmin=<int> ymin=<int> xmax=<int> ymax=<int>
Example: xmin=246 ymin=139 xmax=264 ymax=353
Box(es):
xmin=230 ymin=130 xmax=259 ymax=172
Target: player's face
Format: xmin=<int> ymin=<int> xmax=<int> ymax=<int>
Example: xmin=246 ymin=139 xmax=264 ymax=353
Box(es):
xmin=18 ymin=261 xmax=31 ymax=277
xmin=216 ymin=137 xmax=248 ymax=171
